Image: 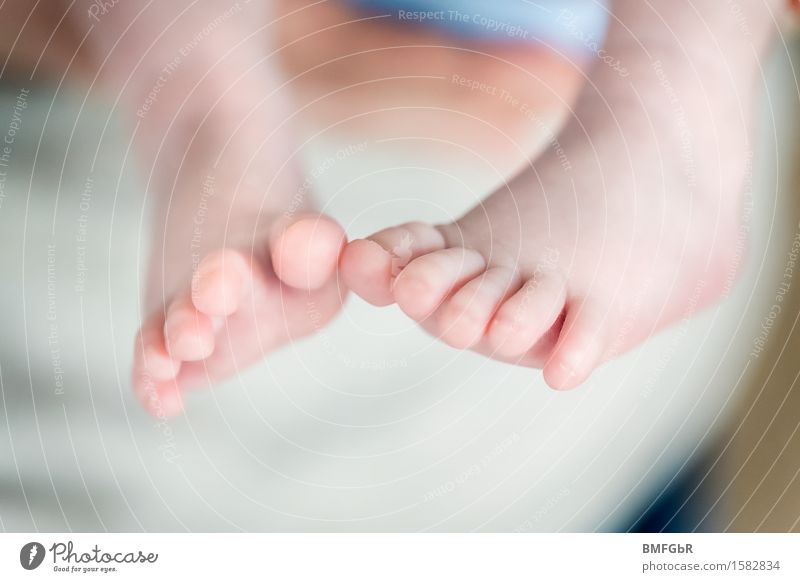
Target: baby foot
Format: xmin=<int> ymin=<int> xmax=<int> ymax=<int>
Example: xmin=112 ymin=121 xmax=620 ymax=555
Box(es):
xmin=133 ymin=214 xmax=345 ymax=417
xmin=123 ymin=35 xmax=347 ymax=416
xmin=341 ymin=138 xmax=739 ymax=390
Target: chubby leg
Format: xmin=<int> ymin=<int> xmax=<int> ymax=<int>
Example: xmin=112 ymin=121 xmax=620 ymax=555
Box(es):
xmin=272 ymin=0 xmax=589 ymax=172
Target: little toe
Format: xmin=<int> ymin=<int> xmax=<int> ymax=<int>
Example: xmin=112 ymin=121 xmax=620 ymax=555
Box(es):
xmin=271 ymin=213 xmax=346 ymax=291
xmin=438 ymin=267 xmax=521 ymax=349
xmin=488 ymin=273 xmax=567 ymax=358
xmin=163 ymin=296 xmax=216 ymax=362
xmin=543 ymin=299 xmax=608 ymax=390
xmin=191 ymin=250 xmax=250 ymax=317
xmin=133 ymin=316 xmax=182 ymax=382
xmin=341 ymin=222 xmax=448 ymax=306
xmin=393 ymin=247 xmax=487 ymax=321
xmin=135 ymin=374 xmax=184 ymax=418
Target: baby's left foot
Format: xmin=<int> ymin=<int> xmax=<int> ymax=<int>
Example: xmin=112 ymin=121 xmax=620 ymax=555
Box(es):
xmin=341 ymin=132 xmax=742 ymax=389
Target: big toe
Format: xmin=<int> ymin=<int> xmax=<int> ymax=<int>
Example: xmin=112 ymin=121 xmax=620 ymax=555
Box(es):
xmin=271 ymin=214 xmax=346 ymax=290
xmin=340 ymin=238 xmax=396 ymax=306
xmin=340 ymin=222 xmax=448 ymax=306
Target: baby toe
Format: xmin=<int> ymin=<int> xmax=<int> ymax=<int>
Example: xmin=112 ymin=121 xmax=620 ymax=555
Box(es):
xmin=393 ymin=247 xmax=487 ymax=321
xmin=341 ymin=222 xmax=448 ymax=306
xmin=163 ymin=296 xmax=215 ymax=361
xmin=271 ymin=214 xmax=345 ymax=290
xmin=191 ymin=250 xmax=250 ymax=317
xmin=133 ymin=316 xmax=182 ymax=381
xmin=134 ymin=374 xmax=184 ymax=418
xmin=543 ymin=299 xmax=608 ymax=390
xmin=340 ymin=238 xmax=396 ymax=306
xmin=488 ymin=273 xmax=567 ymax=358
xmin=439 ymin=267 xmax=520 ymax=349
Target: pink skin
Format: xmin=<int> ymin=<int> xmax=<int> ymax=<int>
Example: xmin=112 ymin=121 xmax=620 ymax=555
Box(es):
xmin=65 ymin=2 xmax=353 ymax=418
xmin=133 ymin=216 xmax=346 ymax=418
xmin=125 ymin=102 xmax=349 ymax=419
xmin=341 ymin=0 xmax=782 ymax=390
xmin=340 ymin=175 xmax=728 ymax=390
xmin=341 ymin=218 xmax=615 ymax=391
xmin=111 ymin=9 xmax=350 ymax=416
xmin=58 ymin=0 xmax=779 ymax=413
xmin=0 ymin=0 xmax=782 ymax=418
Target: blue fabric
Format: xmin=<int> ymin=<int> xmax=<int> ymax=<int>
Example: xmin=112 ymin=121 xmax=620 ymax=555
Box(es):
xmin=347 ymin=0 xmax=609 ymax=52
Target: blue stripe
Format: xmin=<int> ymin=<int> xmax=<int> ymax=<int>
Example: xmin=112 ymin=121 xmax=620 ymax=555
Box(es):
xmin=346 ymin=0 xmax=609 ymax=51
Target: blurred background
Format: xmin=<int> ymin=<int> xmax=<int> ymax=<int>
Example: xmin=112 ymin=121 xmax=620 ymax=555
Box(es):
xmin=0 ymin=6 xmax=799 ymax=532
